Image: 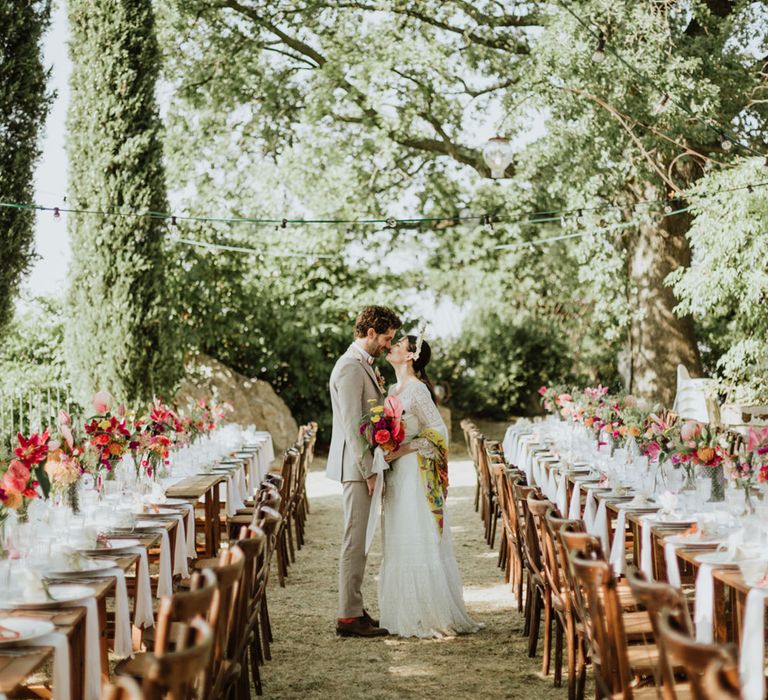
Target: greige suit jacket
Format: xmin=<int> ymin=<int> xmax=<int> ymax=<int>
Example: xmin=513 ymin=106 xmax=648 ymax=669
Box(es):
xmin=326 ymin=344 xmax=385 ymax=482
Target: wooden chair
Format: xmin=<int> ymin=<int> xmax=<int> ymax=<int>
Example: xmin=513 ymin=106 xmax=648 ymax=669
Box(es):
xmin=625 ymin=567 xmax=692 ymax=699
xmin=101 ymin=676 xmax=144 ymax=700
xmin=526 ymin=492 xmax=559 ymax=678
xmin=140 ymin=618 xmax=213 ymax=700
xmin=656 ymin=607 xmax=738 ymax=700
xmin=701 ymin=660 xmax=742 ymax=700
xmin=500 ymin=468 xmax=527 ymax=612
xmin=570 ymin=550 xmax=662 ymax=699
xmin=116 ymin=569 xmax=217 ymax=680
xmin=543 ymin=510 xmax=586 ymax=700
xmin=511 ymin=479 xmax=538 ymax=637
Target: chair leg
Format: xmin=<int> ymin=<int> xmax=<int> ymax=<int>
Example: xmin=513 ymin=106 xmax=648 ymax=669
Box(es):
xmin=523 ymin=573 xmax=533 ymax=637
xmin=474 ymin=479 xmax=480 ymax=512
xmin=565 ymin=613 xmax=576 ymax=700
xmin=542 ymin=591 xmax=552 ymax=675
xmin=249 ymin=644 xmax=263 ymax=695
xmin=528 ymin=590 xmax=542 ymax=657
xmin=576 ymin=637 xmax=588 ymax=700
xmin=554 ymin=618 xmax=564 ymax=687
xmin=286 ymin=514 xmax=296 ymax=563
xmin=516 ymin=557 xmax=525 ymax=613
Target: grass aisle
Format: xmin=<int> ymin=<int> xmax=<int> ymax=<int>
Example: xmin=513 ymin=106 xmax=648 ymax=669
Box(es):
xmin=261 ymin=454 xmax=564 ymax=699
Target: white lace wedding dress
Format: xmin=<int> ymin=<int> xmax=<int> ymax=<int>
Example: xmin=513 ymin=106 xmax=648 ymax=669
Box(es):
xmin=378 ymin=380 xmax=481 ymax=638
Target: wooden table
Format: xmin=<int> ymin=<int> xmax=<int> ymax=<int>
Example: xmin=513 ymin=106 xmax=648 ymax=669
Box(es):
xmin=0 ymin=607 xmax=86 ymax=699
xmin=166 ymin=473 xmax=226 ymax=557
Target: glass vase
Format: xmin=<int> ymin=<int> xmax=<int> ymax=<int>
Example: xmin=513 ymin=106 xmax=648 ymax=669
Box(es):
xmin=744 ymin=484 xmax=756 ymax=515
xmin=681 ymin=465 xmax=697 ymax=492
xmin=700 ymin=465 xmax=725 ymax=503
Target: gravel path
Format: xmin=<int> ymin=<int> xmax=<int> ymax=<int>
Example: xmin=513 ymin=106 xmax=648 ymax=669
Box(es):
xmin=260 ymin=455 xmax=565 ymax=699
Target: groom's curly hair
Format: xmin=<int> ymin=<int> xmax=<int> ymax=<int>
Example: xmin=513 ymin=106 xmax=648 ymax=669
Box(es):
xmin=354 ymin=305 xmax=402 ymax=337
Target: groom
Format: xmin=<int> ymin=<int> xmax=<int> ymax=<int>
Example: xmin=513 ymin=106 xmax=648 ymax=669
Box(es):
xmin=328 ymin=304 xmax=401 ymax=637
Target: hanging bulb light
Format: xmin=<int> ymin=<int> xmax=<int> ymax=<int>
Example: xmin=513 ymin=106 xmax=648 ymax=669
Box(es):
xmin=592 ymin=32 xmax=606 ymax=63
xmin=482 ymin=136 xmax=514 ymax=179
xmin=720 ymin=133 xmax=733 ymax=152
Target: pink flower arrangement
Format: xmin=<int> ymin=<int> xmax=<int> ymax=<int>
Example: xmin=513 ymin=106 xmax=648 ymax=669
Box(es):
xmin=0 ymin=430 xmax=51 ymax=516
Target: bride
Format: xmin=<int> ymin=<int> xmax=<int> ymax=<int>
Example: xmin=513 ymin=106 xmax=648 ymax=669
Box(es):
xmin=376 ymin=332 xmax=481 ymax=638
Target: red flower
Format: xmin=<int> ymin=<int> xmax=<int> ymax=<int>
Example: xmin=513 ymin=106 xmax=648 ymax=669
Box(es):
xmin=91 ymin=434 xmax=110 ymax=446
xmin=374 ymin=429 xmax=391 ymax=445
xmin=14 ymin=430 xmax=50 ymax=467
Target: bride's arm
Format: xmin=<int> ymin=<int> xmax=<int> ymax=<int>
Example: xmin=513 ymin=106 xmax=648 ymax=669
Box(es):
xmin=409 ymin=383 xmax=449 ymax=454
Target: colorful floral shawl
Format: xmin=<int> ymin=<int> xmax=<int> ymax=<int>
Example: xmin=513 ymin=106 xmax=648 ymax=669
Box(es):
xmin=416 ymin=428 xmax=449 ymax=537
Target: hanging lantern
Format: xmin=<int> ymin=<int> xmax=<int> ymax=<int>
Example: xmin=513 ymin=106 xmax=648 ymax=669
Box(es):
xmin=483 ymin=136 xmax=514 ymax=179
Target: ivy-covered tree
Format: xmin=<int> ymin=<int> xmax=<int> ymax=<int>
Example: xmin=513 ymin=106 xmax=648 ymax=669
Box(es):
xmin=0 ymin=0 xmax=52 ymax=333
xmin=65 ymin=0 xmax=180 ymax=404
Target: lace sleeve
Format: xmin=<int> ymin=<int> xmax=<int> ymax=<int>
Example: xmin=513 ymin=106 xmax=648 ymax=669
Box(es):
xmin=409 ymin=383 xmax=448 ymax=455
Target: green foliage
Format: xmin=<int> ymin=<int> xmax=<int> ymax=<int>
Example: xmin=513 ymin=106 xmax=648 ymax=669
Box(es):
xmin=155 ymin=0 xmax=768 ymax=420
xmin=0 ymin=296 xmax=67 ymax=392
xmin=669 ymin=157 xmax=768 ymax=403
xmin=65 ymin=0 xmax=181 ymax=405
xmin=0 ymin=0 xmax=52 ymax=333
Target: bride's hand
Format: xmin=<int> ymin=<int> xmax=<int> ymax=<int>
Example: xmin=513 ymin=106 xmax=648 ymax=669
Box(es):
xmin=384 ymin=443 xmax=412 ymax=463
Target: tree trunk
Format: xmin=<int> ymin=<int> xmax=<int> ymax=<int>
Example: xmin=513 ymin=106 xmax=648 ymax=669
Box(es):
xmin=627 ymin=198 xmax=701 ymax=406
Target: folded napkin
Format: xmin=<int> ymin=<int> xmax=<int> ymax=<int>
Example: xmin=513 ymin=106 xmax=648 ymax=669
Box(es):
xmin=169 ymin=513 xmax=190 ymax=577
xmin=658 ymin=491 xmax=677 ymax=515
xmin=27 ymin=631 xmax=71 ymax=700
xmin=182 ymin=503 xmax=196 ymax=560
xmin=640 ymin=516 xmax=654 ymax=578
xmin=584 ymin=490 xmax=597 ymax=532
xmin=122 ymin=546 xmax=154 ymax=628
xmin=568 ymin=482 xmax=581 ymax=520
xmin=87 ymin=566 xmax=131 ymax=657
xmin=740 ymin=587 xmax=768 ymax=700
xmin=80 ymin=594 xmax=102 ymax=700
xmin=556 ymin=473 xmax=568 ymax=517
xmin=609 ymin=509 xmax=627 ymax=576
xmin=156 ymin=529 xmax=173 ymax=598
xmin=694 ymin=564 xmax=714 ymax=643
xmin=664 ymin=542 xmax=682 ymax=587
xmin=589 ymin=499 xmax=610 ymax=554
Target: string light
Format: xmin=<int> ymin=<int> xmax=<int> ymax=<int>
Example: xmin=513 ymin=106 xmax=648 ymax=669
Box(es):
xmin=592 ymin=32 xmax=607 ymax=63
xmin=557 ymin=1 xmax=764 ymax=159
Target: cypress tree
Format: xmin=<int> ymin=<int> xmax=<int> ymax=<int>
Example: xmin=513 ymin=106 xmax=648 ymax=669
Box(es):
xmin=0 ymin=0 xmax=52 ymax=333
xmin=65 ymin=0 xmax=180 ymax=403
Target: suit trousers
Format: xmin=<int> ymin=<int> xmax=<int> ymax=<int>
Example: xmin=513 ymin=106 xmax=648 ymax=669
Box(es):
xmin=338 ymin=480 xmax=372 ymax=618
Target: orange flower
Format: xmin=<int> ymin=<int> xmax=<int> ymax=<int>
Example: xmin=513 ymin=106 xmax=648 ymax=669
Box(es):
xmin=628 ymin=425 xmax=641 ymax=438
xmin=108 ymin=442 xmax=123 ymax=456
xmin=696 ymin=447 xmax=714 ymax=464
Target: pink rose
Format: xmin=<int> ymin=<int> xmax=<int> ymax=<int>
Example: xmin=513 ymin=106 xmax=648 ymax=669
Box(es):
xmin=92 ymin=390 xmax=113 ymax=414
xmin=538 ymin=386 xmax=548 ymax=396
xmin=2 ymin=459 xmax=29 ymax=493
xmin=680 ymin=421 xmax=702 ymax=442
xmin=644 ymin=441 xmax=661 ymax=462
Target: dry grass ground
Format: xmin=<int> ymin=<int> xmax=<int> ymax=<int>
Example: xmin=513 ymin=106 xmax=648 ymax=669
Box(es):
xmin=260 ymin=424 xmax=567 ymax=700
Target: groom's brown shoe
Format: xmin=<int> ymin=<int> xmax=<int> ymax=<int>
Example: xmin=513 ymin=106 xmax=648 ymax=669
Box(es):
xmin=336 ymin=618 xmax=389 ymax=638
xmin=361 ymin=609 xmax=379 ymax=628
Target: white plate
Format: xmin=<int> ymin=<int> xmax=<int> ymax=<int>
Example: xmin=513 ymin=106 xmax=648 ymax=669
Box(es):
xmin=46 ymin=557 xmax=116 ymax=578
xmin=148 ymin=497 xmax=188 ymax=507
xmin=695 ymin=551 xmax=742 ymax=568
xmin=646 ymin=515 xmax=697 ymax=527
xmin=0 ymin=617 xmax=55 ymax=645
xmin=666 ymin=533 xmax=723 ymax=547
xmin=5 ymin=584 xmax=95 ymax=610
xmin=138 ymin=507 xmax=178 ymax=517
xmin=81 ymin=538 xmax=141 ymax=554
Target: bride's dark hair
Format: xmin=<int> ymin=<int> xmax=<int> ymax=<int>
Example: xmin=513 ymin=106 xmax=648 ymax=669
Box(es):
xmin=406 ymin=335 xmax=437 ymax=404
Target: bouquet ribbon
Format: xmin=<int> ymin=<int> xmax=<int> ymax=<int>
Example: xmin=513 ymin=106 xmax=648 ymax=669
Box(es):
xmin=364 ymin=447 xmax=389 ymax=555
